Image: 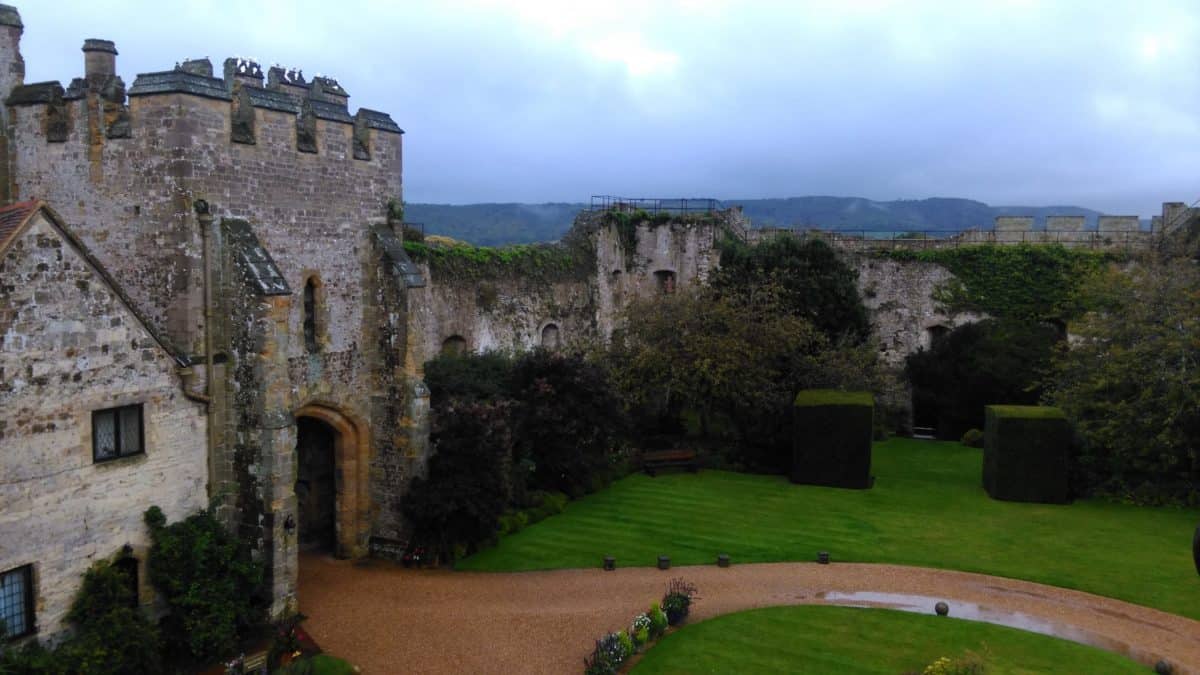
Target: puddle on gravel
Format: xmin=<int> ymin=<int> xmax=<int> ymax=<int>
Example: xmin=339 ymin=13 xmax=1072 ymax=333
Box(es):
xmin=815 ymin=591 xmax=1161 ymax=668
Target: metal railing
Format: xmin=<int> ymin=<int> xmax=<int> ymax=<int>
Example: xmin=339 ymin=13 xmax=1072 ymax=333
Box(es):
xmin=590 ymin=195 xmax=723 ymax=215
xmin=747 ymin=228 xmax=1154 ymax=252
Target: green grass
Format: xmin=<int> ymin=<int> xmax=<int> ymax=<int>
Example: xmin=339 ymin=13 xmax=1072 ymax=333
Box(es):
xmin=459 ymin=438 xmax=1200 ymax=619
xmin=631 ymin=606 xmax=1147 ymax=674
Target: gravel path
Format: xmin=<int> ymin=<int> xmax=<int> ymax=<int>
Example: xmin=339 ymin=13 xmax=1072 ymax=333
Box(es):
xmin=298 ymin=553 xmax=1200 ymax=674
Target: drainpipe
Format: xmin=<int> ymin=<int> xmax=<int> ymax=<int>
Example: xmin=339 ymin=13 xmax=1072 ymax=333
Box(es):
xmin=186 ymin=201 xmax=217 ymax=488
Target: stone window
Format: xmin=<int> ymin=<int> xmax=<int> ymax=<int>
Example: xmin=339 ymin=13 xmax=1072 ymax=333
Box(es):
xmin=927 ymin=325 xmax=949 ymax=348
xmin=541 ymin=323 xmax=560 ymax=350
xmin=92 ymin=404 xmax=144 ymax=462
xmin=303 ymin=277 xmax=320 ymax=353
xmin=654 ymin=270 xmax=676 ymax=295
xmin=442 ymin=335 xmax=467 ymax=356
xmin=0 ymin=565 xmax=34 ymax=640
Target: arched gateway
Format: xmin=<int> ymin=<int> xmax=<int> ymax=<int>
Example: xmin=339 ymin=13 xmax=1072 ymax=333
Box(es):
xmin=293 ymin=404 xmax=371 ymax=558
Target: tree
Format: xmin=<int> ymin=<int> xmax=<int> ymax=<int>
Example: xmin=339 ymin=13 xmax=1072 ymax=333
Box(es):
xmin=608 ymin=283 xmax=880 ymax=472
xmin=1049 ymin=261 xmax=1200 ymax=505
xmin=712 ymin=236 xmax=870 ymax=343
xmin=905 ymin=319 xmax=1060 ymax=440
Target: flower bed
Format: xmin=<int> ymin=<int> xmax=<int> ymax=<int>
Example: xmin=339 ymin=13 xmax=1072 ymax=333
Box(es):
xmin=583 ymin=579 xmax=696 ymax=675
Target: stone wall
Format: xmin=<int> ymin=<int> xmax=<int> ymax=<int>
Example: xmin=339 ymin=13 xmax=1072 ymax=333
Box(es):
xmin=0 ymin=212 xmax=207 ymax=640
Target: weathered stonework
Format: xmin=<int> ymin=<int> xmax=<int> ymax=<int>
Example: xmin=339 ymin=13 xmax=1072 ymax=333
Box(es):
xmin=0 ymin=205 xmax=206 ymax=640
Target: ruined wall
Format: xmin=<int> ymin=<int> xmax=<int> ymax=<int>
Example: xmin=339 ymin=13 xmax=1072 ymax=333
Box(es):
xmin=408 ymin=270 xmax=596 ymax=364
xmin=0 ymin=213 xmax=206 ymax=640
xmin=590 ymin=212 xmax=726 ymax=338
xmin=853 ymin=256 xmax=977 ymax=367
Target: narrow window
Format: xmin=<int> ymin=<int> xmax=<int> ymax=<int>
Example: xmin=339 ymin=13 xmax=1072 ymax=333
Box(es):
xmin=927 ymin=325 xmax=949 ymax=348
xmin=541 ymin=324 xmax=560 ymax=350
xmin=0 ymin=565 xmax=34 ymax=640
xmin=92 ymin=404 xmax=144 ymax=462
xmin=304 ymin=278 xmax=318 ymax=353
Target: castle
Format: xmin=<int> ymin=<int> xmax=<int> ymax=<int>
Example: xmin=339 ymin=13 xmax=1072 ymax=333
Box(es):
xmin=1 ymin=3 xmax=1196 ymax=646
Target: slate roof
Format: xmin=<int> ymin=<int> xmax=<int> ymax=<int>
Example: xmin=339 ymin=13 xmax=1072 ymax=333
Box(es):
xmin=0 ymin=200 xmax=41 ymax=253
xmin=371 ymin=223 xmax=426 ymax=288
xmin=222 ymin=219 xmax=291 ymax=296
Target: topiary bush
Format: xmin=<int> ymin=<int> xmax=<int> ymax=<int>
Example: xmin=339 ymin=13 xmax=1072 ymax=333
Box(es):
xmin=144 ymin=505 xmax=266 ymax=663
xmin=983 ymin=406 xmax=1071 ymax=504
xmin=792 ymin=390 xmax=874 ymax=489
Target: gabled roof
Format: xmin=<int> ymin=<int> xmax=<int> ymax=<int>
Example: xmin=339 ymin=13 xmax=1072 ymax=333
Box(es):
xmin=0 ymin=199 xmax=190 ymax=365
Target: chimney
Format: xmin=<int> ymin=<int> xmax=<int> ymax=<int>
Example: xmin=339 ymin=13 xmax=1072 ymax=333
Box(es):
xmin=82 ymin=39 xmax=117 ymax=80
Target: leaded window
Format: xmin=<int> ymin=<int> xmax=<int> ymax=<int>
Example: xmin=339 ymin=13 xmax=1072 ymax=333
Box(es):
xmin=0 ymin=565 xmax=34 ymax=640
xmin=92 ymin=404 xmax=144 ymax=462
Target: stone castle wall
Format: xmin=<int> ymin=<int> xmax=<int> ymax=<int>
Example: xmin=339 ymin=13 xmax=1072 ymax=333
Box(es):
xmin=0 ymin=212 xmax=207 ymax=639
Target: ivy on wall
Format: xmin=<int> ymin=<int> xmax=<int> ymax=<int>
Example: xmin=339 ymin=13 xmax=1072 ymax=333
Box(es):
xmin=403 ymin=239 xmax=590 ymax=283
xmin=879 ymin=244 xmax=1119 ymax=320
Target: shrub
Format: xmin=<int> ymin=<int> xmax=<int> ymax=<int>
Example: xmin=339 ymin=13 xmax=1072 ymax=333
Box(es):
xmin=56 ymin=560 xmax=163 ymax=674
xmin=792 ymin=390 xmax=874 ymax=489
xmin=906 ymin=319 xmax=1060 ymax=440
xmin=144 ymin=505 xmax=266 ymax=663
xmin=630 ymin=613 xmax=651 ymax=647
xmin=403 ymin=401 xmax=513 ymax=559
xmin=616 ymin=630 xmax=635 ymax=658
xmin=583 ymin=632 xmax=627 ymax=675
xmin=423 ymin=351 xmax=515 ymax=405
xmin=661 ymin=579 xmax=699 ymax=626
xmin=961 ymin=428 xmax=984 ymax=448
xmin=983 ymin=406 xmax=1071 ymax=504
xmin=509 ymin=350 xmax=627 ymax=497
xmin=0 ymin=641 xmax=69 ymax=675
xmin=0 ymin=559 xmax=164 ymax=674
xmin=648 ymin=603 xmax=668 ymax=638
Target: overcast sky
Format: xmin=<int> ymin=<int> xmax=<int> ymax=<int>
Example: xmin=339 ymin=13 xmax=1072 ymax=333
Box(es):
xmin=15 ymin=1 xmax=1200 ymax=214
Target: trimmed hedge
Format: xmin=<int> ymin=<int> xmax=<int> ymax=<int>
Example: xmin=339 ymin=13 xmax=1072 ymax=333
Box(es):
xmin=983 ymin=405 xmax=1071 ymax=504
xmin=792 ymin=390 xmax=874 ymax=489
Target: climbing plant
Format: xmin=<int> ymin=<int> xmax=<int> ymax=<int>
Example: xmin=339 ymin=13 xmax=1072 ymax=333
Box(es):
xmin=403 ymin=239 xmax=590 ymax=283
xmin=879 ymin=244 xmax=1116 ymax=320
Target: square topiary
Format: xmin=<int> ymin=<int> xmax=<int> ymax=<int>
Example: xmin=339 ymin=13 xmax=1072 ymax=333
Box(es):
xmin=983 ymin=405 xmax=1071 ymax=504
xmin=792 ymin=390 xmax=874 ymax=489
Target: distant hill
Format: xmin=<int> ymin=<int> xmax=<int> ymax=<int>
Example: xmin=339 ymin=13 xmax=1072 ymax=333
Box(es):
xmin=406 ymin=197 xmax=1113 ymax=246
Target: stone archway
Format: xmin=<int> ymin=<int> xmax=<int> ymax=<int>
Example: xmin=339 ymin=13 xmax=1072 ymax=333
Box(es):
xmin=293 ymin=404 xmax=371 ymax=558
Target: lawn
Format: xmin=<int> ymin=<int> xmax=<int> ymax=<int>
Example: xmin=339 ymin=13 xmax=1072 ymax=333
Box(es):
xmin=630 ymin=605 xmax=1147 ymax=674
xmin=459 ymin=438 xmax=1200 ymax=619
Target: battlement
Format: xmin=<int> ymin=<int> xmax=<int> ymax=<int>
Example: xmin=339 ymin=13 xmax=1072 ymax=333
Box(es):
xmin=744 ymin=206 xmax=1176 ymax=253
xmin=2 ymin=32 xmax=402 ymax=158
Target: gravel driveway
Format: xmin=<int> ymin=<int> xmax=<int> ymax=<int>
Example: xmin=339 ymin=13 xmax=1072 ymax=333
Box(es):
xmin=298 ymin=553 xmax=1200 ymax=674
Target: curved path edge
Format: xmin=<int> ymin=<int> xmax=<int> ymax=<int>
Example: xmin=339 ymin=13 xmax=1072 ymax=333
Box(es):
xmin=298 ymin=554 xmax=1200 ymax=674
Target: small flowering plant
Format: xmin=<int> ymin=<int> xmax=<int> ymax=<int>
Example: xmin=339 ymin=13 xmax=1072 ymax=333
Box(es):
xmin=630 ymin=613 xmax=651 ymax=646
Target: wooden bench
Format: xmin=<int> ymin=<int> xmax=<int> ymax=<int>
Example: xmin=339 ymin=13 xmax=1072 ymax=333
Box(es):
xmin=641 ymin=448 xmax=699 ymax=476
